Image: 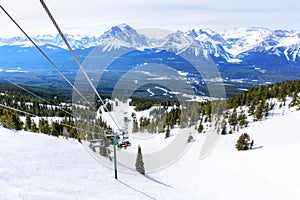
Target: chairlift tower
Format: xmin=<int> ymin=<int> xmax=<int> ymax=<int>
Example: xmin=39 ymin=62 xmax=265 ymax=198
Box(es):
xmin=89 ymin=129 xmax=131 ymax=180
xmin=104 ymin=130 xmax=118 ymax=180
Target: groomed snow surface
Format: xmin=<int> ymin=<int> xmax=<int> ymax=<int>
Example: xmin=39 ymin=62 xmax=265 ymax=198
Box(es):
xmin=1 ymin=109 xmax=300 ymax=199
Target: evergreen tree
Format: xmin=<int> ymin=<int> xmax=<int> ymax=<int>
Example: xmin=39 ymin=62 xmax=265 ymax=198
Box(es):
xmin=250 ymin=140 xmax=254 ymax=149
xmin=51 ymin=121 xmax=61 ymax=137
xmin=132 ymin=119 xmax=139 ymax=133
xmin=180 ymin=108 xmax=189 ymax=128
xmin=197 ymin=123 xmax=204 ymax=133
xmin=236 ymin=133 xmax=251 ymax=151
xmin=30 ymin=121 xmax=38 ymax=132
xmin=105 ymin=102 xmax=112 ymax=112
xmin=0 ymin=109 xmax=23 ymax=130
xmin=131 ymin=112 xmax=136 ymax=119
xmin=69 ymin=128 xmax=78 ymax=139
xmin=228 ymin=108 xmax=238 ymax=127
xmin=135 ymin=145 xmax=145 ymax=174
xmin=12 ymin=112 xmax=23 ymax=131
xmin=255 ymin=100 xmax=264 ymax=120
xmin=139 ymin=117 xmax=150 ymax=132
xmin=289 ymin=92 xmax=299 ymax=107
xmin=221 ymin=119 xmax=227 ymax=135
xmin=0 ymin=109 xmax=15 ymax=129
xmin=165 ymin=126 xmax=170 ymax=138
xmin=264 ymin=102 xmax=270 ymax=117
xmin=248 ymin=103 xmax=256 ymax=116
xmin=99 ymin=131 xmax=110 ymax=157
xmin=39 ymin=118 xmax=51 ymax=135
xmin=146 ymin=119 xmax=156 ymax=133
xmin=238 ymin=112 xmax=248 ymax=128
xmin=157 ymin=114 xmax=166 ymax=133
xmin=189 ymin=102 xmax=200 ymax=126
xmin=25 ymin=114 xmax=32 ymax=131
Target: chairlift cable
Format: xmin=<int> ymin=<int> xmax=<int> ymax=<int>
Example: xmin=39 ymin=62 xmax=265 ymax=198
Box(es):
xmin=0 ymin=5 xmax=106 ymax=134
xmin=0 ymin=5 xmax=125 ymax=171
xmin=40 ymin=0 xmax=122 ymax=132
xmin=0 ymin=103 xmax=38 ymax=117
xmin=0 ymin=102 xmax=112 ymax=179
xmin=0 ymin=103 xmax=100 ymax=135
xmin=0 ymin=75 xmax=108 ymax=133
xmin=0 ymin=76 xmax=74 ymax=117
xmin=0 ymin=5 xmax=95 ymax=110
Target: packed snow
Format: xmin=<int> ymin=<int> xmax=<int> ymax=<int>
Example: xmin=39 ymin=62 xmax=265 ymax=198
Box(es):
xmin=1 ymin=99 xmax=300 ymax=199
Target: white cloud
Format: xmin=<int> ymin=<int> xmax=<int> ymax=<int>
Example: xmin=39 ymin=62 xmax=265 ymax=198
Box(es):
xmin=0 ymin=0 xmax=300 ymax=37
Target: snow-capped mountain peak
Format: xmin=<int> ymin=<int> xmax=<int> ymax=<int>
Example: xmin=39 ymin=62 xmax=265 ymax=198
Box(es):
xmin=221 ymin=27 xmax=273 ymax=56
xmin=1 ymin=25 xmax=300 ymax=63
xmin=99 ymin=24 xmax=149 ymax=51
xmin=161 ymin=31 xmax=194 ymax=52
xmin=100 ymin=24 xmax=134 ymax=40
xmin=273 ymin=31 xmax=300 ymax=62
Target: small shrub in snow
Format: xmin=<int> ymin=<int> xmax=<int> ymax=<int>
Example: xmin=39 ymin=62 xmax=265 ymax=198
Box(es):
xmin=236 ymin=133 xmax=253 ymax=151
xmin=187 ymin=135 xmax=194 ymax=143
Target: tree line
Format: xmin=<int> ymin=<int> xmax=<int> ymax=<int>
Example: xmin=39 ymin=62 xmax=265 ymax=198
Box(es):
xmin=130 ymin=79 xmax=300 ymax=136
xmin=1 ymin=79 xmax=299 ymax=140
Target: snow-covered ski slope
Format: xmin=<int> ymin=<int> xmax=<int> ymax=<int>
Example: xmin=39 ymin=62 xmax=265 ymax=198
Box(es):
xmin=1 ymin=109 xmax=300 ymax=199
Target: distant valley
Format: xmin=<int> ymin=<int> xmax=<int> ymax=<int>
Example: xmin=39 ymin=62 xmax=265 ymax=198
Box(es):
xmin=1 ymin=24 xmax=300 ymax=96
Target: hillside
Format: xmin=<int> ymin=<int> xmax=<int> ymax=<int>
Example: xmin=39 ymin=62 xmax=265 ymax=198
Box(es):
xmin=1 ymin=105 xmax=299 ymax=199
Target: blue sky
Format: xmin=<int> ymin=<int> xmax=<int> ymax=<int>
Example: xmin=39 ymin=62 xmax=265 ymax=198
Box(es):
xmin=0 ymin=0 xmax=299 ymax=37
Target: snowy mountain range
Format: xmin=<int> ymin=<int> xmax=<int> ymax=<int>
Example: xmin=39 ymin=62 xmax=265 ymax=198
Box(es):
xmin=1 ymin=24 xmax=300 ymax=63
xmin=0 ymin=24 xmax=300 ymax=90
